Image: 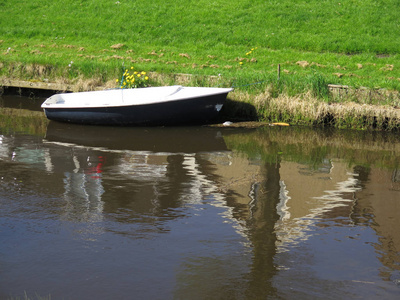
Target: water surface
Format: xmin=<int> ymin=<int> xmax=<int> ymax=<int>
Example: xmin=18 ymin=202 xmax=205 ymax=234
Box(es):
xmin=1 ymin=95 xmax=400 ymax=299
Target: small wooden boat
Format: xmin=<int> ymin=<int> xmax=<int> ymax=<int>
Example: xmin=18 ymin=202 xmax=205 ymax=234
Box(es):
xmin=41 ymin=85 xmax=233 ymax=126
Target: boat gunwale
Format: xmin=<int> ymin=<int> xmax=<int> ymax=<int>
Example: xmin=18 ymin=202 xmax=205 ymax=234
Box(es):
xmin=41 ymin=86 xmax=233 ymax=109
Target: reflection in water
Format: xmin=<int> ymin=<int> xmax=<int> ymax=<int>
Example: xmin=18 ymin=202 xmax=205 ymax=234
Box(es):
xmin=274 ymin=160 xmax=362 ymax=251
xmin=0 ymin=118 xmax=400 ymax=299
xmin=62 ymin=154 xmax=105 ymax=239
xmin=244 ymin=162 xmax=281 ymax=299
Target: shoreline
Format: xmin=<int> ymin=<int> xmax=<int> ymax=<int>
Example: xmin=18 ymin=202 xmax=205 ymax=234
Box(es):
xmin=1 ymin=78 xmax=400 ymax=131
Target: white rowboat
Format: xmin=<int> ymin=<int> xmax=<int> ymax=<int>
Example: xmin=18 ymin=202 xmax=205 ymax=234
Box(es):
xmin=41 ymin=85 xmax=233 ymax=126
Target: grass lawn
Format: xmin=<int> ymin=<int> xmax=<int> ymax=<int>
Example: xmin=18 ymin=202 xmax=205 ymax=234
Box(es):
xmin=1 ymin=0 xmax=400 ymax=128
xmin=1 ymin=0 xmax=399 ymax=88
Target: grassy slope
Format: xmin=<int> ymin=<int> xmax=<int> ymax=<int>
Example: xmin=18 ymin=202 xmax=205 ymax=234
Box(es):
xmin=0 ymin=0 xmax=399 ymax=93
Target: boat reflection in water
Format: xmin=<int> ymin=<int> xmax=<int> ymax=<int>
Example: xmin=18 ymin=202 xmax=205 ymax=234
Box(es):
xmin=43 ymin=122 xmax=236 ymax=235
xmin=44 ymin=121 xmax=229 ymax=153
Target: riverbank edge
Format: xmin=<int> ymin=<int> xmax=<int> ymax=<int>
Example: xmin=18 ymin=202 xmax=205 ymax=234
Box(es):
xmin=2 ymin=77 xmax=400 ymax=131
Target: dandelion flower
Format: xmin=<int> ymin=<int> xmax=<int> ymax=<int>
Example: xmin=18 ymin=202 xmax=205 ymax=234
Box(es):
xmin=145 ymin=76 xmax=149 ymax=80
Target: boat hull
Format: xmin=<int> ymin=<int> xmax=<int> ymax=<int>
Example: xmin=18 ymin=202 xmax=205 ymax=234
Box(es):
xmin=43 ymin=90 xmax=229 ymax=126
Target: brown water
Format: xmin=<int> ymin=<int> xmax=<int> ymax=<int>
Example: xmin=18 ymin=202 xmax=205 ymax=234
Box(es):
xmin=1 ymin=95 xmax=400 ymax=299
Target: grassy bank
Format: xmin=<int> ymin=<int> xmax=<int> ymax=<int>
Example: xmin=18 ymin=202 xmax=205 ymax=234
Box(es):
xmin=1 ymin=0 xmax=400 ymax=129
xmin=220 ymin=88 xmax=400 ymax=130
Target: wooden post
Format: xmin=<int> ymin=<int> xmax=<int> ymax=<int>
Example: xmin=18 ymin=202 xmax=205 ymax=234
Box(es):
xmin=277 ymin=64 xmax=281 ymax=81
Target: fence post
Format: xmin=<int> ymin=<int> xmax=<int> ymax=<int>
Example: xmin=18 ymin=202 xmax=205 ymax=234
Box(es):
xmin=277 ymin=64 xmax=281 ymax=81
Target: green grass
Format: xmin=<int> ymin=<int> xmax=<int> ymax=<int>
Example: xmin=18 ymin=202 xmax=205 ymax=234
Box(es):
xmin=0 ymin=0 xmax=399 ymax=95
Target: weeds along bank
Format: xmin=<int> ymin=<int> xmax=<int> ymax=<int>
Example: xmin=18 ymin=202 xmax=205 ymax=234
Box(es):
xmin=228 ymin=88 xmax=400 ymax=131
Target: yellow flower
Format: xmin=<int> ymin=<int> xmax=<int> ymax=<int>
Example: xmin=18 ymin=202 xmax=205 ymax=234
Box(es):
xmin=141 ymin=71 xmax=146 ymax=75
xmin=145 ymin=76 xmax=149 ymax=80
xmin=137 ymin=74 xmax=141 ymax=77
xmin=131 ymin=66 xmax=134 ymax=69
xmin=116 ymin=79 xmax=119 ymax=82
xmin=239 ymin=62 xmax=243 ymax=65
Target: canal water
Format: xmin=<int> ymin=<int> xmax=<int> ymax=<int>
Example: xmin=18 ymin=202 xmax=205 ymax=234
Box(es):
xmin=1 ymin=95 xmax=400 ymax=299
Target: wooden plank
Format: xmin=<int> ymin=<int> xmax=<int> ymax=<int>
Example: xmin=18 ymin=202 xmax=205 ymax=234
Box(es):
xmin=1 ymin=79 xmax=74 ymax=92
xmin=328 ymin=84 xmax=349 ymax=90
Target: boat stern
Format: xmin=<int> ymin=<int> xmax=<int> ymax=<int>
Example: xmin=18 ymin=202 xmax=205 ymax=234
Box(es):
xmin=41 ymin=94 xmax=65 ymax=108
